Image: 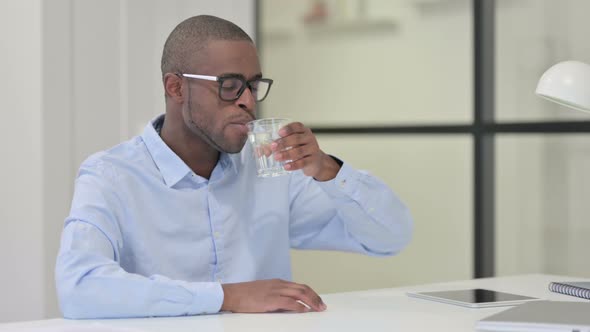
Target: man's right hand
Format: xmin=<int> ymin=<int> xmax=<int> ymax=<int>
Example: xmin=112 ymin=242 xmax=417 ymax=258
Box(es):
xmin=220 ymin=279 xmax=327 ymax=313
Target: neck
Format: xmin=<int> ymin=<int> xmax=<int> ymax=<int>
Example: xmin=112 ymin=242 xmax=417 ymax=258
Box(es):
xmin=160 ymin=114 xmax=219 ymax=180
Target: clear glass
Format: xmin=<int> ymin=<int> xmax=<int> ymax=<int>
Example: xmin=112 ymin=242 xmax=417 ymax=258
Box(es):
xmin=496 ymin=135 xmax=590 ymax=277
xmin=495 ymin=0 xmax=590 ymax=122
xmin=246 ymin=118 xmax=291 ymax=177
xmin=259 ymin=0 xmax=472 ymax=125
xmin=291 ymin=135 xmax=473 ymax=292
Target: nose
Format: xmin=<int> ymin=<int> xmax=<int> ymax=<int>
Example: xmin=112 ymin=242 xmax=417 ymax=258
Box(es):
xmin=236 ymin=85 xmax=256 ymax=111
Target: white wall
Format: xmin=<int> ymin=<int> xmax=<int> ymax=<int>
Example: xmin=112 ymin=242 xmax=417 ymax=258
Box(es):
xmin=0 ymin=0 xmax=254 ymax=323
xmin=42 ymin=0 xmax=74 ymax=321
xmin=0 ymin=0 xmax=45 ymax=323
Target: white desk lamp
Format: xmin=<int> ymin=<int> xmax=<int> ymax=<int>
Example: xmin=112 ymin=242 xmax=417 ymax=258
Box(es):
xmin=535 ymin=60 xmax=590 ymax=112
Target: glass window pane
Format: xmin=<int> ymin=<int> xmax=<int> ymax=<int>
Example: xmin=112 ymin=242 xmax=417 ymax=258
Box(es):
xmin=291 ymin=135 xmax=473 ymax=292
xmin=496 ymin=135 xmax=590 ymax=277
xmin=496 ymin=0 xmax=590 ymax=122
xmin=260 ymin=0 xmax=472 ymax=126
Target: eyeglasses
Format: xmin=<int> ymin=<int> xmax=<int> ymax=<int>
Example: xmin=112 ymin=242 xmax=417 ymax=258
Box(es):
xmin=180 ymin=73 xmax=273 ymax=102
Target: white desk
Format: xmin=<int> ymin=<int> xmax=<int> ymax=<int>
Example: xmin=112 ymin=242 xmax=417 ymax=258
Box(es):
xmin=2 ymin=274 xmax=588 ymax=332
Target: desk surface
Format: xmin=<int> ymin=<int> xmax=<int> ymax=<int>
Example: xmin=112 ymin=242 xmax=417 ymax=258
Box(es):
xmin=2 ymin=274 xmax=588 ymax=332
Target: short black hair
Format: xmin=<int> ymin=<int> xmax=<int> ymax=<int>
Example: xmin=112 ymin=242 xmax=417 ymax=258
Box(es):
xmin=161 ymin=15 xmax=253 ymax=78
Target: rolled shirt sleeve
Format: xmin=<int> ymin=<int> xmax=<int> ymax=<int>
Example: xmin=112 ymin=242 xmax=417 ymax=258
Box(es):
xmin=288 ymin=161 xmax=413 ymax=256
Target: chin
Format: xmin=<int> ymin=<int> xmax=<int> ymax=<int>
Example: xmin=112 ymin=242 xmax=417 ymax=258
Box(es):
xmin=221 ymin=140 xmax=247 ymax=154
xmin=223 ymin=146 xmax=243 ymax=154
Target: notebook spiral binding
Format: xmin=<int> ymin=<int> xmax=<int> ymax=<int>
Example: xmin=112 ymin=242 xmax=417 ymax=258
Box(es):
xmin=549 ymin=282 xmax=590 ymax=300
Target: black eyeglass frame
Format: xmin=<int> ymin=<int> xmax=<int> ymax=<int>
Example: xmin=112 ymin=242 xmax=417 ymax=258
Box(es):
xmin=178 ymin=73 xmax=273 ymax=102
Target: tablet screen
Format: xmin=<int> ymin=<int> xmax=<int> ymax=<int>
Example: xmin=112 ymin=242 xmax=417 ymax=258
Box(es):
xmin=416 ymin=289 xmax=535 ymax=303
xmin=408 ymin=288 xmax=540 ymax=308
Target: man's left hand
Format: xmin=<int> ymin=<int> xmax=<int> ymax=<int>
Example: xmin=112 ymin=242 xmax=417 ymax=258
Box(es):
xmin=271 ymin=122 xmax=340 ymax=181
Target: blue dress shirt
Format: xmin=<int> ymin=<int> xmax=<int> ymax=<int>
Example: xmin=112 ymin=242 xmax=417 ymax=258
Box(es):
xmin=55 ymin=115 xmax=413 ymax=319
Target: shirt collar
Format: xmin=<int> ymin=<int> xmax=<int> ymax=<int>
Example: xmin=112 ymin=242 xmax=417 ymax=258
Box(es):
xmin=220 ymin=151 xmax=239 ymax=176
xmin=141 ymin=115 xmax=239 ymax=187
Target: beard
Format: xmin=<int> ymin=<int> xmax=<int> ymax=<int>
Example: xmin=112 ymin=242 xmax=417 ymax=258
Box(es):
xmin=187 ymin=115 xmax=247 ymax=154
xmin=184 ymin=91 xmax=250 ymax=154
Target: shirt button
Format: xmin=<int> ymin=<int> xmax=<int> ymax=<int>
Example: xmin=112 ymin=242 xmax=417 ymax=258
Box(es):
xmin=217 ymin=278 xmax=223 ymax=283
xmin=214 ymin=232 xmax=220 ymax=238
xmin=340 ymin=179 xmax=347 ymax=187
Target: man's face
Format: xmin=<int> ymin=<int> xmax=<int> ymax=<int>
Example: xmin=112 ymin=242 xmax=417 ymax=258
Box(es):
xmin=181 ymin=40 xmax=261 ymax=154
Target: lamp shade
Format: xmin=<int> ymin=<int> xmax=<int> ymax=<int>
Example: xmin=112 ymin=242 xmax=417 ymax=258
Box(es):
xmin=535 ymin=60 xmax=590 ymax=112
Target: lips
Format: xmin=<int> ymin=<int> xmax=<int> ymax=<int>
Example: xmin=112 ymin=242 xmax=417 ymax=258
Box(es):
xmin=227 ymin=119 xmax=251 ymax=136
xmin=228 ymin=115 xmax=255 ymax=126
xmin=229 ymin=121 xmax=250 ymax=126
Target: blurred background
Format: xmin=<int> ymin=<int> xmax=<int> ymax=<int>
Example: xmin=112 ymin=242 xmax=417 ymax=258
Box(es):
xmin=1 ymin=0 xmax=590 ymax=323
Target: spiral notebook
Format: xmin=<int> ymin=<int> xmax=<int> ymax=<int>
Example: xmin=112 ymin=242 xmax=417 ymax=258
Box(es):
xmin=549 ymin=281 xmax=590 ymax=300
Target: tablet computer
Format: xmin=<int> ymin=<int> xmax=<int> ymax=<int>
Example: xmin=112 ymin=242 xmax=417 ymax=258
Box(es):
xmin=406 ymin=288 xmax=539 ymax=308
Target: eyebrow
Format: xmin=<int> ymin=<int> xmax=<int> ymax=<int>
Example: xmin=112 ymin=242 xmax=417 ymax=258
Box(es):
xmin=219 ymin=73 xmax=263 ymax=80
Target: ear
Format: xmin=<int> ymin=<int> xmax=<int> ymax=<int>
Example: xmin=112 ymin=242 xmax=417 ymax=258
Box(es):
xmin=163 ymin=73 xmax=183 ymax=103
